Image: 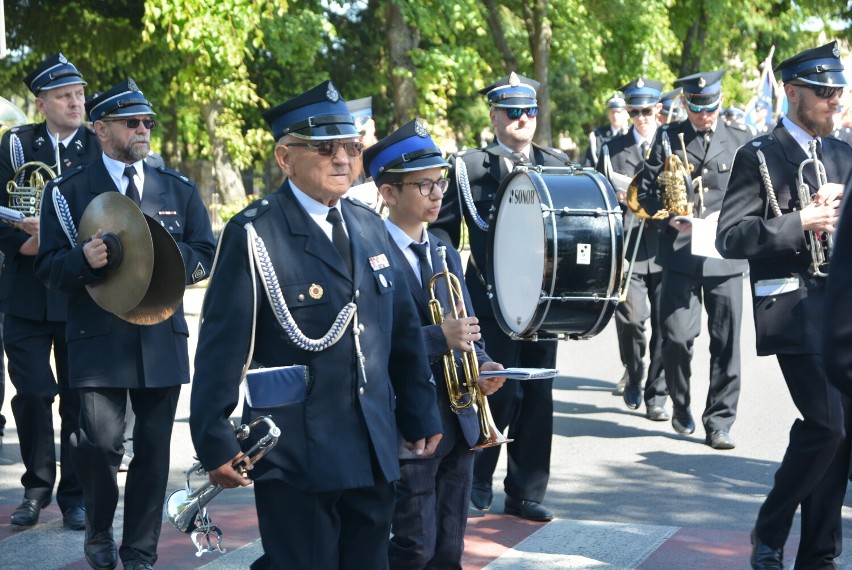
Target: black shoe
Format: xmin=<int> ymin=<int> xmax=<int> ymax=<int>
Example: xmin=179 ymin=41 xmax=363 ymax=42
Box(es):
xmin=85 ymin=529 xmax=118 ymax=570
xmin=123 ymin=559 xmax=154 ymax=570
xmin=63 ymin=506 xmax=86 ymax=530
xmin=611 ymin=370 xmax=628 ymax=395
xmin=645 ymin=405 xmax=670 ymax=422
xmin=750 ymin=528 xmax=783 ymax=569
xmin=671 ymin=409 xmax=695 ymax=435
xmin=10 ymin=498 xmax=49 ymax=527
xmin=471 ymin=480 xmax=493 ymax=511
xmin=623 ymin=381 xmax=642 ymax=410
xmin=706 ymin=429 xmax=736 ymax=450
xmin=503 ymin=495 xmax=553 ymax=522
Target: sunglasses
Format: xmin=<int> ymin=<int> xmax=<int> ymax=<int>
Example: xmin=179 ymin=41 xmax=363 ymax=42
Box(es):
xmin=394 ymin=177 xmax=450 ymax=197
xmin=504 ymin=107 xmax=539 ymax=120
xmin=794 ymin=83 xmax=844 ymax=100
xmin=686 ymin=101 xmax=720 ymax=114
xmin=104 ymin=118 xmax=156 ymax=130
xmin=627 ymin=107 xmax=656 ymax=118
xmin=286 ymin=140 xmax=364 ymax=158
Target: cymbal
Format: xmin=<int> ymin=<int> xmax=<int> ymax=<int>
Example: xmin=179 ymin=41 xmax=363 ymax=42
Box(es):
xmin=80 ymin=192 xmax=154 ymax=316
xmin=120 ymin=216 xmax=185 ymax=325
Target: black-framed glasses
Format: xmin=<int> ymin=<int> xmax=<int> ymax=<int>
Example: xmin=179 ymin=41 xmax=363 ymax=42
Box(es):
xmin=628 ymin=107 xmax=656 ymax=118
xmin=686 ymin=101 xmax=720 ymax=114
xmin=793 ymin=83 xmax=844 ymax=100
xmin=286 ymin=140 xmax=363 ymax=158
xmin=504 ymin=107 xmax=539 ymax=120
xmin=394 ymin=177 xmax=450 ymax=196
xmin=104 ymin=118 xmax=156 ymax=130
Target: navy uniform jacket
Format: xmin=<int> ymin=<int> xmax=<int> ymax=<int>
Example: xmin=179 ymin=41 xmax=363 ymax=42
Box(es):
xmin=717 ymin=123 xmax=852 ymax=356
xmin=387 ymin=232 xmax=488 ymax=451
xmin=34 ymin=158 xmax=215 ymax=388
xmin=582 ymin=125 xmax=626 ymax=167
xmin=189 ymin=183 xmax=442 ymax=493
xmin=824 ymin=175 xmax=852 ymax=396
xmin=596 ymin=127 xmax=662 ymax=275
xmin=636 ymin=118 xmax=751 ymax=278
xmin=0 ymin=123 xmax=101 ymax=320
xmin=429 ymin=141 xmax=571 ymax=320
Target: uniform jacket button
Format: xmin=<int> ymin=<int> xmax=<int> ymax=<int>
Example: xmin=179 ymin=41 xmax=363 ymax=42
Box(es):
xmin=358 ymin=387 xmax=365 ymax=396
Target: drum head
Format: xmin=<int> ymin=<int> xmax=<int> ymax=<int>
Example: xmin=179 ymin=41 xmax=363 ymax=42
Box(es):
xmin=490 ymin=171 xmax=547 ymax=335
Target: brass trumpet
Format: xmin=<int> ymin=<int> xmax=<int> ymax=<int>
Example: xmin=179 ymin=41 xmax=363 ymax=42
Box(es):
xmin=428 ymin=246 xmax=511 ymax=450
xmin=798 ymin=139 xmax=832 ymax=277
xmin=165 ymin=416 xmax=280 ymax=557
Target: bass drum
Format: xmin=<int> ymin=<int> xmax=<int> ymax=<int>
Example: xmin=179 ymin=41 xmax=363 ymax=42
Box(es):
xmin=486 ymin=167 xmax=623 ymax=340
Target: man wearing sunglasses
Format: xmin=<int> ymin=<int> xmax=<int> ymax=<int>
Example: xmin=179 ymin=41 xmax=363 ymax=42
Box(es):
xmin=594 ymin=78 xmax=669 ymax=422
xmin=35 ymin=79 xmax=216 ymax=570
xmin=0 ymin=52 xmax=101 ymax=533
xmin=431 ymin=72 xmax=571 ymax=523
xmin=717 ymin=41 xmax=852 ymax=570
xmin=635 ymin=69 xmax=751 ymax=452
xmin=189 ymin=82 xmax=441 ymax=569
xmin=582 ymin=95 xmax=630 ymax=167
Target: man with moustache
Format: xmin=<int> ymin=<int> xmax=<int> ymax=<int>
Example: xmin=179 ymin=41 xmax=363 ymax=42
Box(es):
xmin=0 ymin=52 xmax=100 ymax=530
xmin=595 ymin=78 xmax=668 ymax=420
xmin=431 ymin=72 xmax=571 ymax=521
xmin=35 ymin=79 xmax=215 ymax=570
xmin=717 ymin=41 xmax=852 ymax=570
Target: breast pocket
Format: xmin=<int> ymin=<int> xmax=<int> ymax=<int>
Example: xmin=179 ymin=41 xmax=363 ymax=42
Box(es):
xmin=155 ymin=212 xmax=185 ymax=240
xmin=372 ymin=268 xmax=395 ymax=331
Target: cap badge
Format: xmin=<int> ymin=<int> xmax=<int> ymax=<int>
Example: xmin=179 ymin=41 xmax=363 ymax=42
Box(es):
xmin=833 ymin=44 xmax=840 ymax=58
xmin=698 ymin=77 xmax=706 ymax=88
xmin=637 ymin=78 xmax=645 ymax=88
xmin=509 ymin=72 xmax=520 ymax=87
xmin=326 ymin=83 xmax=340 ymax=103
xmin=414 ymin=118 xmax=428 ymax=138
xmin=58 ymin=53 xmax=68 ymax=64
xmin=309 ymin=284 xmax=324 ymax=300
xmin=128 ymin=78 xmax=139 ymax=92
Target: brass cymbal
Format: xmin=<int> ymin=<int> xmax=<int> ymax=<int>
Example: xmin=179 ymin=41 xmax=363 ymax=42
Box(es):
xmin=80 ymin=192 xmax=154 ymax=317
xmin=120 ymin=216 xmax=185 ymax=325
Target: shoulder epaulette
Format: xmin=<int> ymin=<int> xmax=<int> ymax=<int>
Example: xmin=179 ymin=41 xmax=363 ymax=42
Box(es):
xmin=748 ymin=133 xmax=776 ymax=149
xmin=346 ymin=195 xmax=381 ymax=217
xmin=234 ymin=197 xmax=272 ymax=223
xmin=51 ymin=164 xmax=85 ymax=186
xmin=661 ymin=124 xmax=671 ymax=131
xmin=8 ymin=123 xmax=38 ymax=134
xmin=157 ymin=166 xmax=194 ymax=186
xmin=724 ymin=120 xmax=748 ymax=132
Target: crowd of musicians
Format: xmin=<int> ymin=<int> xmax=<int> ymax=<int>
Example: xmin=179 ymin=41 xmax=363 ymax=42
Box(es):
xmin=0 ymin=39 xmax=851 ymax=570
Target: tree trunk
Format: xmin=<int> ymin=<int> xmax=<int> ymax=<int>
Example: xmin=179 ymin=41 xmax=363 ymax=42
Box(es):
xmin=202 ymin=100 xmax=245 ymax=205
xmin=524 ymin=0 xmax=552 ymax=147
xmin=482 ymin=0 xmax=517 ymax=73
xmin=387 ymin=0 xmax=420 ymax=127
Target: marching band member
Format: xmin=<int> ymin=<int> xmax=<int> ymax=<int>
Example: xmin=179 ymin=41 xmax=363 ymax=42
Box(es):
xmin=0 ymin=52 xmax=99 ymax=531
xmin=35 ymin=79 xmax=215 ymax=570
xmin=189 ymin=81 xmax=442 ymax=569
xmin=595 ymin=78 xmax=668 ymax=420
xmin=718 ymin=41 xmax=852 ymax=570
xmin=365 ymin=119 xmax=505 ymax=569
xmin=635 ymin=69 xmax=750 ymax=449
xmin=430 ymin=72 xmax=571 ymax=522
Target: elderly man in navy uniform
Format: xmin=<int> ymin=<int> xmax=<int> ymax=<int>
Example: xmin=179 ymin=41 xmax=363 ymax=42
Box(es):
xmin=595 ymin=77 xmax=668 ymax=421
xmin=718 ymin=41 xmax=852 ymax=570
xmin=430 ymin=72 xmax=571 ymax=522
xmin=636 ymin=69 xmax=750 ymax=450
xmin=35 ymin=79 xmax=215 ymax=570
xmin=582 ymin=95 xmax=629 ymax=166
xmin=0 ymin=52 xmax=101 ymax=531
xmin=189 ymin=82 xmax=442 ymax=569
xmin=365 ymin=119 xmax=506 ymax=569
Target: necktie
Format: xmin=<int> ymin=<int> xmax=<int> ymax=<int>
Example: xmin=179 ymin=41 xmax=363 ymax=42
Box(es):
xmin=698 ymin=130 xmax=711 ymax=151
xmin=326 ymin=208 xmax=353 ymax=276
xmin=409 ymin=242 xmax=433 ymax=293
xmin=640 ymin=141 xmax=650 ymax=159
xmin=124 ymin=165 xmax=141 ymax=207
xmin=814 ymin=139 xmax=823 ymax=162
xmin=511 ymin=151 xmax=530 ymax=165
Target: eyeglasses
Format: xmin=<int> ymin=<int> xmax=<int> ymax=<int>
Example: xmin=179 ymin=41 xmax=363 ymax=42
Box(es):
xmin=393 ymin=177 xmax=450 ymax=196
xmin=104 ymin=118 xmax=156 ymax=130
xmin=627 ymin=107 xmax=656 ymax=118
xmin=286 ymin=141 xmax=364 ymax=158
xmin=686 ymin=101 xmax=720 ymax=114
xmin=793 ymin=83 xmax=844 ymax=100
xmin=504 ymin=107 xmax=539 ymax=120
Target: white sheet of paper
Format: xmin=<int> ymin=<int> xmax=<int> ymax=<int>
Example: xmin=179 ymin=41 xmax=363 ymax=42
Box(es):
xmin=689 ymin=216 xmax=723 ymax=259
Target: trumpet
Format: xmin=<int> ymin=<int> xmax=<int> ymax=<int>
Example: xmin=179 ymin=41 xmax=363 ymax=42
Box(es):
xmin=428 ymin=246 xmax=511 ymax=450
xmin=798 ymin=139 xmax=832 ymax=277
xmin=165 ymin=416 xmax=280 ymax=557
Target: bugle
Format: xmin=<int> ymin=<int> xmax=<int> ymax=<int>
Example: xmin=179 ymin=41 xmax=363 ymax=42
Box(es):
xmin=429 ymin=246 xmax=511 ymax=450
xmin=165 ymin=416 xmax=280 ymax=557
